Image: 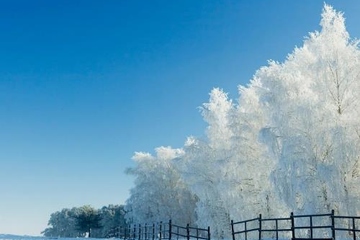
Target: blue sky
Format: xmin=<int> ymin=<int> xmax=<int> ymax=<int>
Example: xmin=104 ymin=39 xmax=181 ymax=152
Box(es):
xmin=1 ymin=0 xmax=360 ymax=236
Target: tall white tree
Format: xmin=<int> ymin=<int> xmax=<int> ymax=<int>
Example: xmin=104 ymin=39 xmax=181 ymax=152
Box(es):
xmin=176 ymin=88 xmax=235 ymax=237
xmin=125 ymin=147 xmax=197 ymax=225
xmin=251 ymin=4 xmax=360 ymax=215
xmin=176 ymin=87 xmax=283 ymax=237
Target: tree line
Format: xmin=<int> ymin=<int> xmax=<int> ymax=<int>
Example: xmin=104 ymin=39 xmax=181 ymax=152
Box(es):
xmin=42 ymin=205 xmax=127 ymax=238
xmin=125 ymin=4 xmax=360 ymax=239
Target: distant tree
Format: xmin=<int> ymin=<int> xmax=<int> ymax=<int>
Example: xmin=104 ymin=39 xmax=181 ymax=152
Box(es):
xmin=43 ymin=205 xmax=127 ymax=238
xmin=42 ymin=208 xmax=79 ymax=237
xmin=74 ymin=205 xmax=102 ymax=238
xmin=91 ymin=205 xmax=127 ymax=238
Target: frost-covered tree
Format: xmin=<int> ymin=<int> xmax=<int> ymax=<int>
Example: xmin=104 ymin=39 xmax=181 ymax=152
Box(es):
xmin=250 ymin=4 xmax=360 ymax=215
xmin=175 ymin=89 xmax=236 ymax=237
xmin=126 ymin=4 xmax=360 ymax=238
xmin=125 ymin=147 xmax=197 ymax=225
xmin=177 ymin=135 xmax=233 ymax=238
xmin=176 ymin=87 xmax=284 ymax=238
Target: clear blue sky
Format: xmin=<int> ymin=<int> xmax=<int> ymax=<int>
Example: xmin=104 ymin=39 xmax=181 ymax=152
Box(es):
xmin=1 ymin=0 xmax=359 ymax=236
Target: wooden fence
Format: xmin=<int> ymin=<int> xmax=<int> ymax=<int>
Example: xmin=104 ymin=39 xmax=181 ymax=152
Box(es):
xmin=231 ymin=210 xmax=360 ymax=240
xmin=107 ymin=220 xmax=210 ymax=240
xmin=107 ymin=210 xmax=360 ymax=240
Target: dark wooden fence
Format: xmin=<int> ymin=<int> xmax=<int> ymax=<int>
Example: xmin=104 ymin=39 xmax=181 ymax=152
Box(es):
xmin=107 ymin=220 xmax=210 ymax=240
xmin=231 ymin=210 xmax=360 ymax=240
xmin=170 ymin=220 xmax=210 ymax=240
xmin=107 ymin=210 xmax=360 ymax=240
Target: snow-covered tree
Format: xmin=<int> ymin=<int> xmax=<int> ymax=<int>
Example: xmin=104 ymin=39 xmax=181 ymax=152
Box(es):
xmin=126 ymin=4 xmax=360 ymax=238
xmin=125 ymin=147 xmax=197 ymax=225
xmin=251 ymin=4 xmax=360 ymax=215
xmin=175 ymin=87 xmax=285 ymax=238
xmin=183 ymin=89 xmax=233 ymax=235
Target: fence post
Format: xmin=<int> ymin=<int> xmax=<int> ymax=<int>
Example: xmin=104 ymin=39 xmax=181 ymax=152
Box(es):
xmin=245 ymin=221 xmax=248 ymax=240
xmin=145 ymin=223 xmax=148 ymax=240
xmin=310 ymin=216 xmax=313 ymax=239
xmin=291 ymin=212 xmax=295 ymax=239
xmin=352 ymin=217 xmax=356 ymax=240
xmin=208 ymin=226 xmax=211 ymax=240
xmin=128 ymin=224 xmax=131 ymax=240
xmin=134 ymin=224 xmax=136 ymax=240
xmin=259 ymin=214 xmax=262 ymax=240
xmin=169 ymin=220 xmax=172 ymax=240
xmin=153 ymin=223 xmax=156 ymax=240
xmin=139 ymin=224 xmax=141 ymax=240
xmin=231 ymin=220 xmax=235 ymax=240
xmin=331 ymin=210 xmax=335 ymax=240
xmin=186 ymin=223 xmax=190 ymax=240
xmin=159 ymin=222 xmax=163 ymax=240
xmin=177 ymin=225 xmax=180 ymax=240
